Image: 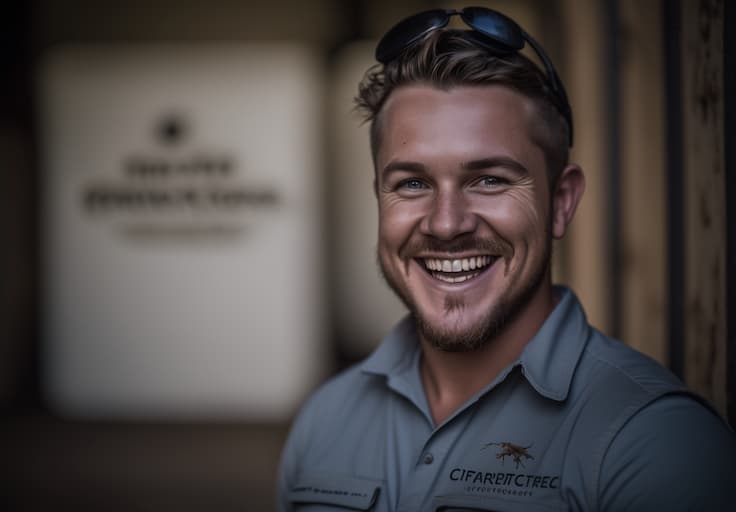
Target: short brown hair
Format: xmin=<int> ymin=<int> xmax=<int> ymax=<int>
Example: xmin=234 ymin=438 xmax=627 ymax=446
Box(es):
xmin=356 ymin=29 xmax=570 ymax=183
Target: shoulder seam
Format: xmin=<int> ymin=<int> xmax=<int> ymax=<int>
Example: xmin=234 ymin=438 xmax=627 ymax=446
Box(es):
xmin=584 ymin=333 xmax=683 ymax=394
xmin=582 ymin=336 xmax=686 ymax=509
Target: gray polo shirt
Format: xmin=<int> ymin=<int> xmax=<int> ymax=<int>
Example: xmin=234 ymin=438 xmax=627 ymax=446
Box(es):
xmin=278 ymin=287 xmax=735 ymax=511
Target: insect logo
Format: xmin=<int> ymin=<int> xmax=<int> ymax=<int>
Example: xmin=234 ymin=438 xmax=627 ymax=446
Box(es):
xmin=482 ymin=442 xmax=534 ymax=469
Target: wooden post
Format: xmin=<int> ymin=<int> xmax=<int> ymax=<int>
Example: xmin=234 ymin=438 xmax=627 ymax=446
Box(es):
xmin=619 ymin=0 xmax=668 ymax=364
xmin=559 ymin=0 xmax=612 ymax=335
xmin=681 ymin=0 xmax=727 ymax=415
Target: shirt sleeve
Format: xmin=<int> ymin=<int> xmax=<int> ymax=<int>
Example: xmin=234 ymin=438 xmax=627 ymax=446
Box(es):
xmin=599 ymin=394 xmax=736 ymax=511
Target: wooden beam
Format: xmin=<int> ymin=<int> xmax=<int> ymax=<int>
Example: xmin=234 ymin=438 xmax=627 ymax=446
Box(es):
xmin=559 ymin=0 xmax=611 ymax=335
xmin=681 ymin=0 xmax=727 ymax=415
xmin=619 ymin=0 xmax=667 ymax=364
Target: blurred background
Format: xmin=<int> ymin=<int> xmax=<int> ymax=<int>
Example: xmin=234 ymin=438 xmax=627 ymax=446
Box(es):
xmin=1 ymin=0 xmax=733 ymax=510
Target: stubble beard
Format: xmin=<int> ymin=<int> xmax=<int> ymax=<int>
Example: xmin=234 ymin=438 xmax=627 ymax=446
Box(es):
xmin=378 ymin=237 xmax=552 ymax=353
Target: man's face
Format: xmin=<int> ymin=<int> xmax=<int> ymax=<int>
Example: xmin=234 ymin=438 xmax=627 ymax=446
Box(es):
xmin=375 ymin=85 xmax=555 ymax=351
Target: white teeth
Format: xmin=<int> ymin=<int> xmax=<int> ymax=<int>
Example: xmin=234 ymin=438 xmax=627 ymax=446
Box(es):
xmin=423 ymin=256 xmax=495 ymax=276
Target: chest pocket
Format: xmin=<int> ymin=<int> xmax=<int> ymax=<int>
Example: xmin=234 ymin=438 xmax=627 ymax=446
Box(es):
xmin=288 ymin=471 xmax=383 ymax=511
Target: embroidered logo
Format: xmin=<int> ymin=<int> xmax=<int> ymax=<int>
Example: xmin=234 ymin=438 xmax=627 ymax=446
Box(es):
xmin=482 ymin=442 xmax=534 ymax=469
xmin=450 ymin=441 xmax=556 ymax=498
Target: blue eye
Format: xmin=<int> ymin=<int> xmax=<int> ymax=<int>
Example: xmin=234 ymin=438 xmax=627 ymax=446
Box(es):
xmin=479 ymin=176 xmax=505 ymax=187
xmin=402 ymin=178 xmax=426 ymax=190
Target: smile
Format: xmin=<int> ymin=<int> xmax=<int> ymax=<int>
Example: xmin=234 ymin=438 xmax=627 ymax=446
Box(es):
xmin=421 ymin=256 xmax=496 ymax=284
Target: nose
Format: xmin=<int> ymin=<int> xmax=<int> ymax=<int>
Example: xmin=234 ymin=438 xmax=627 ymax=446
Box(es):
xmin=420 ymin=188 xmax=477 ymax=240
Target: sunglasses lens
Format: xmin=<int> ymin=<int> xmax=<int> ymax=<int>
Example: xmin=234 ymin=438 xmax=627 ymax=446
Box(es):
xmin=376 ymin=9 xmax=450 ymax=63
xmin=461 ymin=7 xmax=524 ymax=51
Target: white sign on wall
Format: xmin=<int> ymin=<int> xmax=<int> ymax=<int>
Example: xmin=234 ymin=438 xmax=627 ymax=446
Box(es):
xmin=40 ymin=45 xmax=326 ymax=419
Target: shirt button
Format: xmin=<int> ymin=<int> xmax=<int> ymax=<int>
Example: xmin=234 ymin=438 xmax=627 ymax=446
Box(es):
xmin=422 ymin=453 xmax=434 ymax=465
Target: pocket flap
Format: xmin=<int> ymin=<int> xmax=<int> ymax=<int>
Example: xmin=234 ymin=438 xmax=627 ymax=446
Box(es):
xmin=433 ymin=494 xmax=557 ymax=512
xmin=288 ymin=471 xmax=382 ymax=510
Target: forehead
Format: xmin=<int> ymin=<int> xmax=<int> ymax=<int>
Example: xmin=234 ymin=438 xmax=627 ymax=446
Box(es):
xmin=376 ymin=84 xmax=544 ymax=170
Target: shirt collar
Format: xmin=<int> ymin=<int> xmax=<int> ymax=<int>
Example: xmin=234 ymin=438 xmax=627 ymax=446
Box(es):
xmin=361 ymin=315 xmax=418 ymax=376
xmin=361 ymin=286 xmax=590 ymax=403
xmin=517 ymin=286 xmax=590 ymax=401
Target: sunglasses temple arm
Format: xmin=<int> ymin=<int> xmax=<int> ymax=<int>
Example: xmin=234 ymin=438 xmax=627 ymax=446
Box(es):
xmin=522 ymin=30 xmax=574 ymax=146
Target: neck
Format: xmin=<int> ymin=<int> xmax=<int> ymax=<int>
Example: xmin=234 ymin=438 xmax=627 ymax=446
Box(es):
xmin=419 ymin=281 xmax=557 ymax=426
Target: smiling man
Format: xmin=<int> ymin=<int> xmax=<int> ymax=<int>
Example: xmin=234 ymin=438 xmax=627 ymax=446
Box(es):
xmin=278 ymin=7 xmax=734 ymax=511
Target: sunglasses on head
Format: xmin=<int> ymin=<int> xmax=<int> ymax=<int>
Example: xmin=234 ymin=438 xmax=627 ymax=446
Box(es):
xmin=375 ymin=7 xmax=573 ymax=146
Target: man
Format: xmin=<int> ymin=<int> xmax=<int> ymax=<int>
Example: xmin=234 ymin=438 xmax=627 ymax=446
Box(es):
xmin=278 ymin=7 xmax=735 ymax=511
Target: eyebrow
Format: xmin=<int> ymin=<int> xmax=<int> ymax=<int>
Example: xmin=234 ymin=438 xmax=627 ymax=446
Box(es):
xmin=461 ymin=157 xmax=529 ymax=176
xmin=380 ymin=160 xmax=428 ymax=182
xmin=381 ymin=156 xmax=529 ymax=181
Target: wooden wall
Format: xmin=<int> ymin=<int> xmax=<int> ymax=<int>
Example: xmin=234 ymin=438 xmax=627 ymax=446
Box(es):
xmin=560 ymin=0 xmax=730 ymax=419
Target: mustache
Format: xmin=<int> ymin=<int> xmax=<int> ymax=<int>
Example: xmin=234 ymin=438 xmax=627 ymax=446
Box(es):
xmin=400 ymin=235 xmax=513 ymax=259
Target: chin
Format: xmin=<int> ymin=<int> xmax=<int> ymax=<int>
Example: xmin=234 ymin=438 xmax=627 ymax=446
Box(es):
xmin=413 ymin=302 xmax=511 ymax=352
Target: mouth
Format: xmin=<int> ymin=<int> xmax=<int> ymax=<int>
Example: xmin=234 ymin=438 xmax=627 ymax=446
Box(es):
xmin=419 ymin=255 xmax=497 ymax=284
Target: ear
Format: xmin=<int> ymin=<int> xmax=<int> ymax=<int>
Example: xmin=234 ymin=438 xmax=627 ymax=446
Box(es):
xmin=551 ymin=164 xmax=585 ymax=239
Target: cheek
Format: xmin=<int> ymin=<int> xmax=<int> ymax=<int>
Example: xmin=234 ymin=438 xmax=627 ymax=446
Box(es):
xmin=378 ymin=199 xmax=425 ymax=244
xmin=504 ymin=189 xmax=549 ymax=236
xmin=378 ymin=213 xmax=408 ymax=253
xmin=378 ymin=220 xmax=399 ymax=250
xmin=474 ymin=190 xmax=548 ymax=250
